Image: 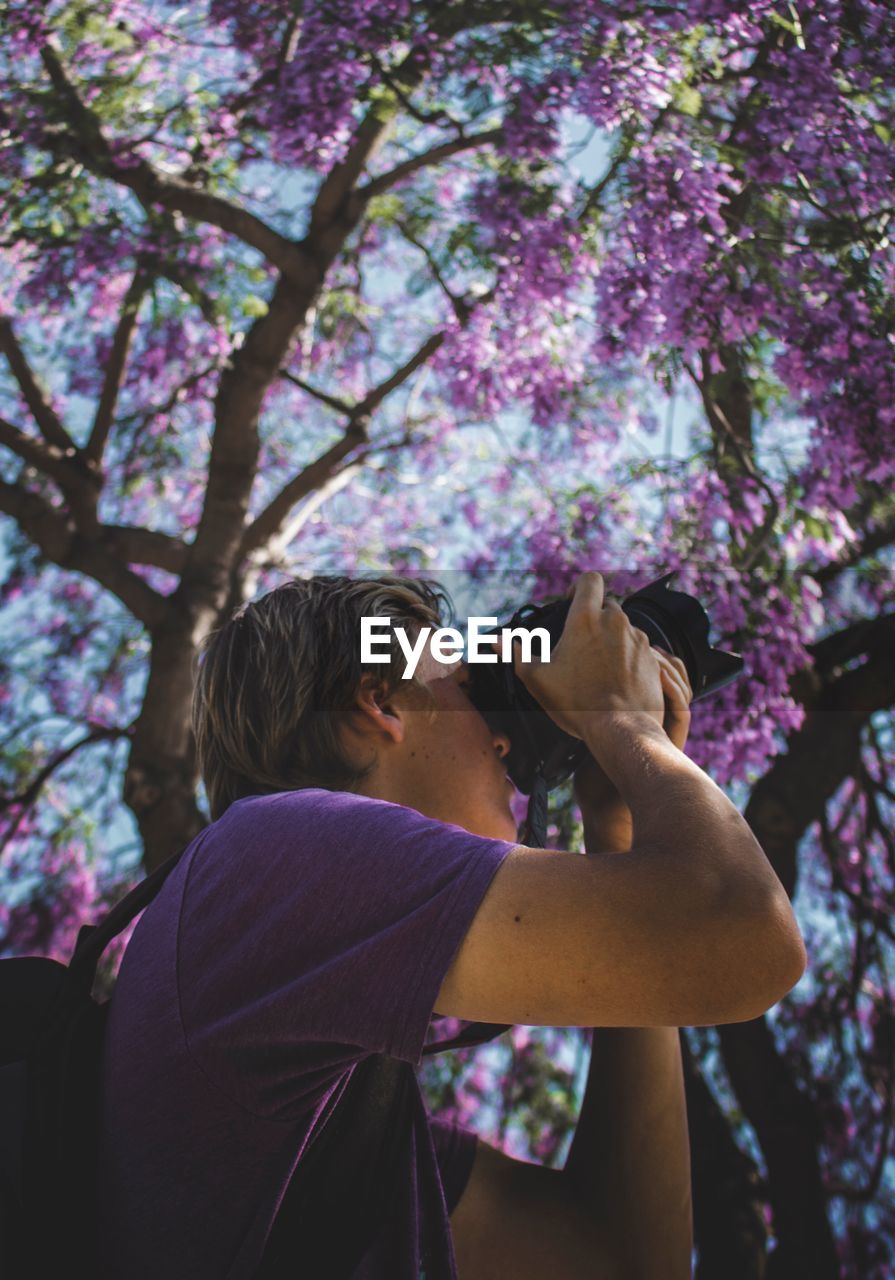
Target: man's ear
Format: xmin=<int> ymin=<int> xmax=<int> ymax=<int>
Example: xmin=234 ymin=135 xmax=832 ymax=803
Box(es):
xmin=346 ymin=672 xmax=406 ymax=745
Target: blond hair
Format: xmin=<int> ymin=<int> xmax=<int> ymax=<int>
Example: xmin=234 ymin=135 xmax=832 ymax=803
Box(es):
xmin=191 ymin=574 xmax=448 ymax=820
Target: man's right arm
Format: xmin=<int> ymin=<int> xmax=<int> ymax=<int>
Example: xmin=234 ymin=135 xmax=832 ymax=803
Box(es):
xmin=436 ymin=708 xmax=806 ymax=1029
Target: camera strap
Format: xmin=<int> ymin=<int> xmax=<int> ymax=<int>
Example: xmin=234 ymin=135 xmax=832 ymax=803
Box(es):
xmin=519 ymin=770 xmax=549 ymax=848
xmin=501 ymin=621 xmax=551 ymax=848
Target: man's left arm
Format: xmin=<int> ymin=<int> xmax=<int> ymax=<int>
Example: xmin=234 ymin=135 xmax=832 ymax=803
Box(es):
xmin=560 ymin=734 xmax=693 ymax=1279
xmin=450 ymin=648 xmax=694 ymax=1279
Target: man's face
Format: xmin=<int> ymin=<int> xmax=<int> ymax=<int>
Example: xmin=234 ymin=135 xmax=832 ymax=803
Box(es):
xmin=388 ymin=648 xmax=518 ymax=842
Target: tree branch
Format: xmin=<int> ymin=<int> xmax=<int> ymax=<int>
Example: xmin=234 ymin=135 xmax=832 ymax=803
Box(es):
xmin=328 ymin=4 xmax=517 ymax=211
xmin=100 ymin=524 xmax=188 ymax=575
xmin=153 ymin=256 xmax=220 ymax=325
xmin=805 ymin=610 xmax=895 ymax=683
xmin=279 ymin=370 xmax=354 ymax=416
xmin=0 ymin=414 xmax=81 ymax=489
xmin=183 ymin=273 xmax=320 ymax=604
xmin=0 ymin=316 xmax=78 ymax=453
xmin=368 ymin=52 xmax=468 ymax=131
xmin=244 ymin=327 xmax=446 ymax=562
xmin=0 ymin=723 xmax=130 ymax=816
xmin=133 ymin=170 xmax=309 ymax=277
xmin=238 ymin=422 xmax=368 ymax=563
xmin=86 ymin=266 xmax=152 ymax=464
xmin=310 ymin=99 xmax=401 ymax=232
xmin=355 ymin=329 xmax=445 ymax=417
xmin=579 ymin=122 xmax=644 ymax=223
xmin=811 ymin=514 xmax=895 ymax=587
xmin=0 ymin=478 xmax=168 ymax=629
xmin=680 ymin=1032 xmax=769 ymax=1277
xmin=245 ymin=461 xmax=364 ymax=580
xmin=177 ymin=83 xmax=414 ymax=609
xmin=115 ymin=360 xmax=219 ymax=444
xmin=396 ymin=220 xmax=472 ymax=322
xmin=360 ymin=128 xmax=503 ymax=200
xmin=748 ymin=612 xmax=895 ymax=900
xmin=689 ymin=351 xmax=781 ymax=573
xmin=38 ymin=41 xmax=308 ymax=280
xmin=0 ymin=413 xmax=102 ymax=532
xmin=0 ymin=722 xmax=131 ymax=858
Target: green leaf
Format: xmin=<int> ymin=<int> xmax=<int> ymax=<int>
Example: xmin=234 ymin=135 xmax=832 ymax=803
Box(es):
xmin=800 ymin=514 xmax=830 ymax=540
xmin=768 ymin=11 xmax=798 ymax=37
xmin=673 ymin=84 xmax=702 ymax=117
xmin=241 ymin=295 xmax=269 ymax=318
xmin=366 ymin=193 xmax=404 ymax=225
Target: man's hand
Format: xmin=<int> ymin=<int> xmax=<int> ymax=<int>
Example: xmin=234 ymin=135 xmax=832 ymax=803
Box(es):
xmin=513 ymin=572 xmax=666 ymax=740
xmin=654 ymin=646 xmax=694 ymax=752
xmin=574 ymin=646 xmax=693 ymax=819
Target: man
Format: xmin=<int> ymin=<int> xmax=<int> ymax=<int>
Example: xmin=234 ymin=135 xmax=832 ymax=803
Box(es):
xmin=96 ymin=571 xmax=806 ymax=1278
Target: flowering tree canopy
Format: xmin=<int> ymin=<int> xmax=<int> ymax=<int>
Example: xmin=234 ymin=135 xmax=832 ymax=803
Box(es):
xmin=1 ymin=2 xmax=893 ymax=1275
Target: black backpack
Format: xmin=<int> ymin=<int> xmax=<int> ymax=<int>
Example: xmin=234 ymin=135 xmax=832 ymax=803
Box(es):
xmin=0 ymin=843 xmax=509 ymax=1279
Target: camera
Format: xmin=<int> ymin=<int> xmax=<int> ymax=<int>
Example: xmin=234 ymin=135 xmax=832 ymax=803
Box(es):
xmin=465 ymin=571 xmax=743 ymax=842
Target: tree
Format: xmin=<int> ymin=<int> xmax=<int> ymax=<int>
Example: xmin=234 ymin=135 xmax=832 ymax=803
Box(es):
xmin=1 ymin=2 xmax=893 ymax=1274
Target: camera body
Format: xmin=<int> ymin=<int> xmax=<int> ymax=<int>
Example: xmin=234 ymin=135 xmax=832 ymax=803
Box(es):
xmin=466 ymin=571 xmax=743 ymax=797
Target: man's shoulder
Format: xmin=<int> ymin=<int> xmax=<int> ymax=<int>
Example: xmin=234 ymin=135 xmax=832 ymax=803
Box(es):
xmin=215 ymin=787 xmax=487 ymax=848
xmin=220 ymin=786 xmax=410 ymax=826
xmin=194 ymin=788 xmax=456 ymax=887
xmin=185 ymin=789 xmax=512 ymax=937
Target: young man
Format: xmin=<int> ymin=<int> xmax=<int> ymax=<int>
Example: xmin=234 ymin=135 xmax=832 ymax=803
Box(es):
xmin=96 ymin=571 xmax=806 ymax=1279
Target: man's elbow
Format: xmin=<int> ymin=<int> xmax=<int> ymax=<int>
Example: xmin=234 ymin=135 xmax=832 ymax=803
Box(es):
xmin=715 ymin=888 xmax=808 ymax=1023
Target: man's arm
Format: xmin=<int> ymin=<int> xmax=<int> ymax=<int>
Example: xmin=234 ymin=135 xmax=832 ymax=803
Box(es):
xmin=562 ymin=752 xmax=692 ymax=1279
xmin=443 ymin=580 xmax=805 ymax=1274
xmin=449 ymin=773 xmax=693 ymax=1280
xmin=448 ymin=785 xmax=691 ymax=1280
xmin=449 ymin=651 xmax=705 ymax=1278
xmin=576 ymin=753 xmax=634 ymax=854
xmin=435 ymin=709 xmax=806 ymax=1030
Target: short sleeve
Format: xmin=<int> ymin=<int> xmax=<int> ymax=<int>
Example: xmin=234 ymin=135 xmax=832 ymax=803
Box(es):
xmin=176 ymin=789 xmax=515 ymax=1117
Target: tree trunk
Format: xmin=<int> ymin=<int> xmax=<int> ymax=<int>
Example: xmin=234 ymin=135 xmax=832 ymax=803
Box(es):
xmin=681 ymin=1031 xmax=769 ymax=1279
xmin=718 ymin=1019 xmax=840 ymax=1280
xmin=123 ymin=601 xmax=217 ymax=870
xmin=698 ymin=350 xmax=843 ymax=1280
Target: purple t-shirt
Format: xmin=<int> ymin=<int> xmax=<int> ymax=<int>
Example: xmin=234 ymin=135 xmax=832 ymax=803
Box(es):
xmin=96 ymin=788 xmax=515 ymax=1278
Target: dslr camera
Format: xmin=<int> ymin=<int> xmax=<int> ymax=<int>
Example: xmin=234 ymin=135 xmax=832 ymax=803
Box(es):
xmin=465 ymin=571 xmax=743 ymax=844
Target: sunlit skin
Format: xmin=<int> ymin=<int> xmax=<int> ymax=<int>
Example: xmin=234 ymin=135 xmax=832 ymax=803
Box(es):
xmin=339 ymin=646 xmax=518 ymax=842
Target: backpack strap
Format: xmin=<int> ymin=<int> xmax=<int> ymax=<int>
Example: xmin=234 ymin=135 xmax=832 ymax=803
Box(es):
xmin=68 ymin=842 xmax=191 ymax=990
xmin=421 ymin=1020 xmax=511 ymax=1055
xmin=252 ymin=1019 xmax=511 ymax=1280
xmin=253 ymin=1054 xmax=419 ymax=1280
